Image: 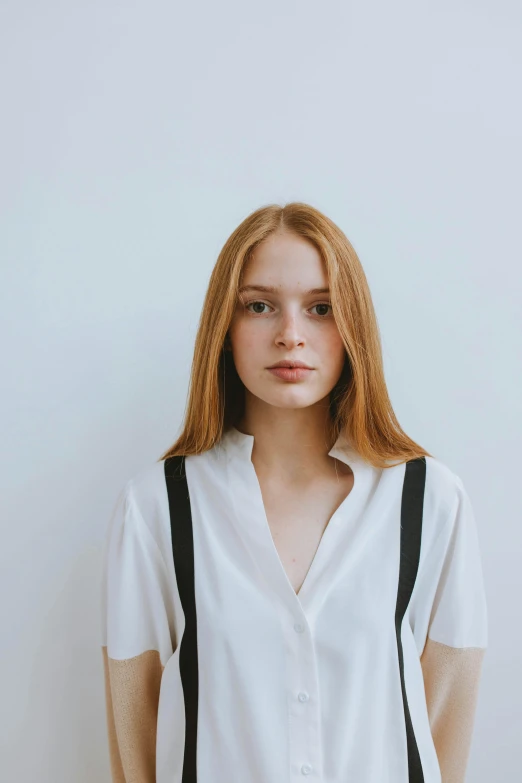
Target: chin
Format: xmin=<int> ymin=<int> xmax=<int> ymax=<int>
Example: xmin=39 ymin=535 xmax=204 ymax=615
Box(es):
xmin=253 ymin=385 xmax=324 ymax=409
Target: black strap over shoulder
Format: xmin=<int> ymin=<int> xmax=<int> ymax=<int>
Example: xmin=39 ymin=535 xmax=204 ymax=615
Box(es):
xmin=164 ymin=452 xmax=428 ymax=782
xmin=395 ymin=456 xmax=427 ymax=782
xmin=164 ymin=455 xmax=198 ymax=783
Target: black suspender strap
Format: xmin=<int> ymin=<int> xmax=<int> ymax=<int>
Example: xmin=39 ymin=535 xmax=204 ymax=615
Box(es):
xmin=164 ymin=455 xmax=199 ymax=783
xmin=395 ymin=456 xmax=427 ymax=782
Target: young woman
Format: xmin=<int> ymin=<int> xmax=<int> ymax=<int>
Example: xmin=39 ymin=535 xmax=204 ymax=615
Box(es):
xmin=100 ymin=202 xmax=488 ymax=783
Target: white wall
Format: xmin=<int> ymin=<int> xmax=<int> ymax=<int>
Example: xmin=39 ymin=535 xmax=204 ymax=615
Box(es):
xmin=1 ymin=1 xmax=520 ymax=780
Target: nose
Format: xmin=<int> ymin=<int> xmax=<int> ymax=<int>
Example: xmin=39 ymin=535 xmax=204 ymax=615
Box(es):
xmin=275 ymin=310 xmax=305 ymax=348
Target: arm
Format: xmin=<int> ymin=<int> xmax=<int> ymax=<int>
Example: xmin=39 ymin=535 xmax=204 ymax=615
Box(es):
xmin=100 ymin=479 xmax=173 ymax=783
xmin=421 ymin=638 xmax=485 ymax=782
xmin=102 ymin=646 xmax=163 ymax=783
xmin=417 ymin=475 xmax=488 ymax=782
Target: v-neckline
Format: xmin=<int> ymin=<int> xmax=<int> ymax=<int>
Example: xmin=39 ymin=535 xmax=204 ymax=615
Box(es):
xmin=255 ymin=463 xmax=358 ymax=602
xmin=223 ymin=426 xmax=372 ymax=617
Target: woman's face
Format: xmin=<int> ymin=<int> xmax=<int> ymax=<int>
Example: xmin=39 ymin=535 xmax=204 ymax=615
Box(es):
xmin=227 ymin=230 xmax=347 ymax=412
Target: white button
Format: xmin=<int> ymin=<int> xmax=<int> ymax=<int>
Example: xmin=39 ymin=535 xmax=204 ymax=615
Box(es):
xmin=298 ymin=691 xmax=309 ymax=702
xmin=301 ymin=764 xmax=312 ymax=775
xmin=294 ymin=622 xmax=304 ymax=633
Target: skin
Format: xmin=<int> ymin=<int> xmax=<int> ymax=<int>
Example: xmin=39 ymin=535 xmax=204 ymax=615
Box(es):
xmin=227 ymin=229 xmax=355 ymax=594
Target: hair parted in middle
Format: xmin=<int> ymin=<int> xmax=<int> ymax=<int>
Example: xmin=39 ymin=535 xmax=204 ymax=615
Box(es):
xmin=159 ymin=201 xmax=432 ymax=469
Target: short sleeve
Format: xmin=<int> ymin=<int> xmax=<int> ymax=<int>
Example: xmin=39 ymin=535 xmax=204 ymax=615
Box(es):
xmin=426 ymin=476 xmax=488 ymax=650
xmin=101 ymin=478 xmax=174 ymax=662
xmin=100 ymin=478 xmax=173 ymax=783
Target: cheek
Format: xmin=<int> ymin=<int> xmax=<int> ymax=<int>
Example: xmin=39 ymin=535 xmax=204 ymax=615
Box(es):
xmin=324 ymin=327 xmax=347 ymax=366
xmin=229 ymin=321 xmax=262 ymax=368
xmin=230 ymin=320 xmax=253 ymax=348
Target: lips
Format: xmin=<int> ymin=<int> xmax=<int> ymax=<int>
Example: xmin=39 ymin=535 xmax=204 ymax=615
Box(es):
xmin=267 ymin=365 xmax=314 ymax=381
xmin=267 ymin=361 xmax=313 ymax=369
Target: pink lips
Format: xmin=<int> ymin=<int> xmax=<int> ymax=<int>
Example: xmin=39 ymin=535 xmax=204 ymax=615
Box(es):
xmin=267 ymin=366 xmax=313 ymax=381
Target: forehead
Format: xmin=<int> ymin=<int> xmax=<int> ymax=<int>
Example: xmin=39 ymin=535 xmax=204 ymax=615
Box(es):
xmin=240 ymin=232 xmax=328 ymax=291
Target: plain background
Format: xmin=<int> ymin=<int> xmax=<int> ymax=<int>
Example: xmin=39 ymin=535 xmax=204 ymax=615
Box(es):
xmin=1 ymin=1 xmax=520 ymax=781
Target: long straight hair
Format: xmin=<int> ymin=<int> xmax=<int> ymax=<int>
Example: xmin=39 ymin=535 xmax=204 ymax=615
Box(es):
xmin=158 ymin=202 xmax=432 ymax=468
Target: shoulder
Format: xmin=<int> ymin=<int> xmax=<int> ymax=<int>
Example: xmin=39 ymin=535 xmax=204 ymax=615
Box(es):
xmin=111 ymin=461 xmax=171 ymax=554
xmin=125 ymin=447 xmax=219 ymax=522
xmin=418 ymin=455 xmax=476 ymax=563
xmin=423 ymin=454 xmax=465 ymax=518
xmin=382 ymin=452 xmax=463 ymax=519
xmin=127 ymin=460 xmax=168 ymax=505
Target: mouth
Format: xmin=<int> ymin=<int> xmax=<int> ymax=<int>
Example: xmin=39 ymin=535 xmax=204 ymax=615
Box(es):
xmin=266 ymin=362 xmax=314 ymax=382
xmin=266 ymin=361 xmax=313 ymax=369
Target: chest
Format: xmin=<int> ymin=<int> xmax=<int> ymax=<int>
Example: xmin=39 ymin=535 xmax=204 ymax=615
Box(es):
xmin=258 ymin=469 xmax=355 ymax=595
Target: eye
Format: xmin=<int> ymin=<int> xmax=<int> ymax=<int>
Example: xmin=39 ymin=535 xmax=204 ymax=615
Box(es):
xmin=244 ymin=300 xmax=333 ymax=317
xmin=245 ymin=300 xmax=273 ymax=314
xmin=310 ymin=303 xmax=333 ymax=317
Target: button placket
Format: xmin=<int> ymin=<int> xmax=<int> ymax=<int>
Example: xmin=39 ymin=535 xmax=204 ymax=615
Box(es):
xmin=286 ymin=614 xmax=322 ymax=780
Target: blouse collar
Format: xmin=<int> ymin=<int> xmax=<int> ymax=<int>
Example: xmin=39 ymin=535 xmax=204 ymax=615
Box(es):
xmin=219 ymin=425 xmax=368 ymax=474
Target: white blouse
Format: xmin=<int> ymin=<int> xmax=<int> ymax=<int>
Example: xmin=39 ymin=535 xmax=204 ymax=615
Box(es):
xmin=100 ymin=426 xmax=488 ymax=783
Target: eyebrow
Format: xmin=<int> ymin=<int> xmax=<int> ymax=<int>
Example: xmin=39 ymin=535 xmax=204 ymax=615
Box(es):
xmin=237 ymin=284 xmax=330 ymax=296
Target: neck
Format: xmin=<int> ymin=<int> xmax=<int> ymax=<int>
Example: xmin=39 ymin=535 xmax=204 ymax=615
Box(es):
xmin=235 ymin=396 xmax=339 ymax=479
